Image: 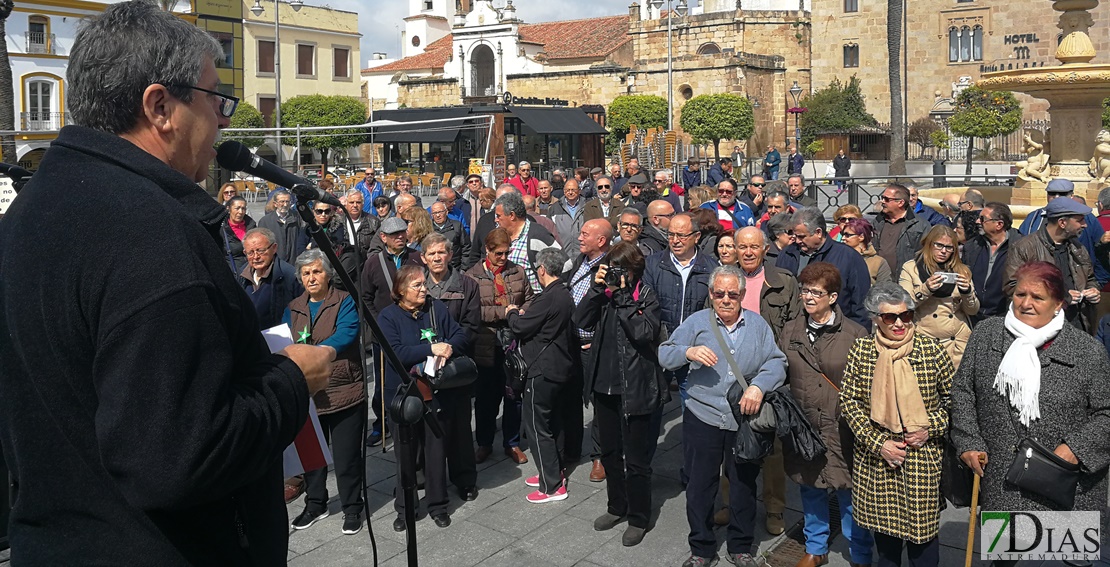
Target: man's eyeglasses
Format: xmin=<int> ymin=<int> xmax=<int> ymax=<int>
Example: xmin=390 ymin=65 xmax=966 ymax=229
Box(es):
xmin=628 ymin=183 xmax=644 ymax=189
xmin=668 ymin=230 xmax=698 ymax=241
xmin=799 ymin=288 xmax=830 ymax=298
xmin=159 ymin=83 xmax=239 ymax=117
xmin=718 ymin=189 xmax=735 ymax=195
xmin=750 ymin=182 xmax=766 ymax=188
xmin=245 ymin=244 xmax=275 ymax=258
xmin=878 ymin=310 xmax=915 ymax=325
xmin=711 ymin=290 xmax=742 ymax=300
xmin=619 ymin=223 xmax=642 ymax=232
xmin=468 ymin=179 xmax=481 ymax=184
xmin=880 ymin=195 xmax=903 ymax=203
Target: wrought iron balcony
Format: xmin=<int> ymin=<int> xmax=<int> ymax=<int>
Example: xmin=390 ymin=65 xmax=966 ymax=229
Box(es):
xmin=20 ymin=112 xmax=70 ymax=131
xmin=25 ymin=32 xmax=56 ymax=55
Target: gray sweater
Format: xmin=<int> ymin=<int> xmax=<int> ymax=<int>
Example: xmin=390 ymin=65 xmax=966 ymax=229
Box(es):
xmin=659 ymin=308 xmax=787 ymax=431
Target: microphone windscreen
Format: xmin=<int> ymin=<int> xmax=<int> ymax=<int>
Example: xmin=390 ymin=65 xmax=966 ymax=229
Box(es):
xmin=216 ymin=141 xmax=252 ymax=172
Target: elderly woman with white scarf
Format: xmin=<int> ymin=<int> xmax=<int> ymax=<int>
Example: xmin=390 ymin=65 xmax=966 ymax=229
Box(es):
xmin=840 ymin=281 xmax=953 ymax=567
xmin=952 ymin=261 xmax=1110 ymax=523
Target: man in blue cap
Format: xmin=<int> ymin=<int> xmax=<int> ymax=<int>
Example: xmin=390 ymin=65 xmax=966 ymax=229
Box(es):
xmin=1018 ymin=178 xmax=1108 ymax=287
xmin=1005 ymin=195 xmax=1105 ymax=334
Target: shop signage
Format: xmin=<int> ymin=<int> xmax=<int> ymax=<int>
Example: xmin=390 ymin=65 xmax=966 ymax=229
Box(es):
xmin=493 ymin=155 xmax=507 ymax=184
xmin=503 ymin=92 xmax=568 ymax=107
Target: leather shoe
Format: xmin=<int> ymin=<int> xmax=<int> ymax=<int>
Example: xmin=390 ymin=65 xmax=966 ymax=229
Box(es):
xmin=458 ymin=486 xmax=479 ymax=501
xmin=622 ymin=525 xmax=646 ymax=547
xmin=848 ymin=563 xmax=872 ymax=567
xmin=505 ymin=446 xmax=529 ymax=464
xmin=392 ymin=515 xmax=406 ymax=532
xmin=589 ymin=460 xmax=606 ymax=482
xmin=713 ymin=507 xmax=729 ymax=526
xmin=432 ymin=513 xmax=451 ymax=528
xmin=283 ymin=481 xmax=304 ymax=504
xmin=474 ymin=445 xmax=492 ymax=463
xmin=765 ymin=512 xmax=785 ymax=535
xmin=794 ymin=553 xmax=828 ymax=567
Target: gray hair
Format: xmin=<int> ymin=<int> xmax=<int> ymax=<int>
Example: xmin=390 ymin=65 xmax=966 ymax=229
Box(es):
xmin=709 ymin=264 xmax=746 ymax=291
xmin=1098 ymin=187 xmax=1110 ymax=210
xmin=494 ymin=192 xmax=526 ymax=219
xmin=787 ymin=174 xmax=805 ymax=185
xmin=450 ymin=176 xmax=466 ymax=190
xmin=619 ymin=207 xmax=644 ymax=223
xmin=68 ymin=0 xmax=223 ymax=134
xmin=536 ymin=247 xmax=568 ymax=276
xmin=765 ymin=212 xmax=794 ymax=238
xmin=791 ymin=207 xmax=827 ymax=234
xmin=962 ymin=189 xmax=985 ymax=208
xmin=864 ymin=281 xmax=915 ymax=317
xmin=655 ymin=170 xmax=673 ymax=183
xmin=518 ymin=160 xmax=531 ymax=168
xmin=294 ymin=249 xmax=338 ymax=282
xmin=552 ymin=168 xmax=566 ymax=177
xmin=244 ymin=227 xmax=276 ymax=246
xmin=763 ymin=190 xmax=789 ymax=204
xmin=421 ymin=232 xmax=452 ymax=253
xmin=345 ymin=188 xmax=363 ymax=199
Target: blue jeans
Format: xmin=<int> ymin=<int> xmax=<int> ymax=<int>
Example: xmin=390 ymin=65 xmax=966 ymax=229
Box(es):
xmin=799 ymin=484 xmax=873 ymax=563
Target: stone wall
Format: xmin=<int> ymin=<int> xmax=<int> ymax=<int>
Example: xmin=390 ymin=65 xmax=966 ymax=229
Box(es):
xmin=811 ymin=0 xmax=1110 ymax=123
xmin=397 ymin=77 xmax=461 ymax=108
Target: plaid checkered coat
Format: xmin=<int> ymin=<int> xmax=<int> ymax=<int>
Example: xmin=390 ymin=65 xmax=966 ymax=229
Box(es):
xmin=839 ymin=334 xmax=954 ymax=543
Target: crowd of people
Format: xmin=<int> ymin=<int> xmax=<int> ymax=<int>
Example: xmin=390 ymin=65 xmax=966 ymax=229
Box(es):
xmin=221 ymin=156 xmax=1110 ymax=567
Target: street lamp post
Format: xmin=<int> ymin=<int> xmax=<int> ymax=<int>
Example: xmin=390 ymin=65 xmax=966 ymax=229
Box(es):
xmin=647 ymin=0 xmax=688 ymax=132
xmin=251 ymin=0 xmax=302 ymax=169
xmin=788 ymin=80 xmax=804 ymax=153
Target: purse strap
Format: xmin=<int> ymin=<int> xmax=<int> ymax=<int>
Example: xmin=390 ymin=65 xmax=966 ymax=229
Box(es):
xmin=709 ymin=320 xmax=749 ymax=390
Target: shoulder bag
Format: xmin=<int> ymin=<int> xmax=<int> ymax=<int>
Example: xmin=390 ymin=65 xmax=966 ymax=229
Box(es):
xmin=709 ymin=319 xmax=776 ymax=431
xmin=425 ymin=301 xmax=478 ymax=390
xmin=1003 ymin=408 xmax=1081 ymax=510
xmin=499 ymin=327 xmax=552 ymax=396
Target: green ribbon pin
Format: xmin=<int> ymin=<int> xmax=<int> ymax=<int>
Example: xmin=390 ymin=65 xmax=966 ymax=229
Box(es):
xmin=420 ymin=328 xmax=437 ymax=343
xmin=297 ymin=325 xmax=311 ymax=344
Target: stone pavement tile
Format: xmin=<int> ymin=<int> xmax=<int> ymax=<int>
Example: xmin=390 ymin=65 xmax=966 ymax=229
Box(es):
xmin=583 ymin=524 xmax=692 ymax=567
xmin=653 ymin=446 xmax=686 ymax=482
xmin=379 ymin=520 xmax=515 ymax=567
xmin=289 ymin=530 xmax=405 ymax=567
xmin=473 ymin=455 xmax=532 ymax=496
xmin=478 ymin=545 xmax=564 ymax=567
xmin=466 ymin=488 xmax=569 ymax=538
xmin=517 ymin=514 xmax=622 ymax=566
xmin=565 ymin=487 xmax=610 ymax=522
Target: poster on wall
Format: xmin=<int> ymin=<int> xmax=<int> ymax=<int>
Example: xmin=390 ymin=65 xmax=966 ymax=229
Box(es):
xmin=469 ymin=158 xmax=485 ymax=176
xmin=493 ymin=155 xmax=507 ymax=185
xmin=0 ymin=178 xmax=15 ymax=216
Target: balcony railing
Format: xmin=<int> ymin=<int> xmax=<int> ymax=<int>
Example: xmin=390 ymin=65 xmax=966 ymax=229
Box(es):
xmin=21 ymin=112 xmax=69 ymax=131
xmin=25 ymin=32 xmax=56 ymax=55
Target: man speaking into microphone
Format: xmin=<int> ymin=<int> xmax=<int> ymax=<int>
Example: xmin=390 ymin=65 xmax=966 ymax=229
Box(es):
xmin=0 ymin=1 xmax=333 ymax=565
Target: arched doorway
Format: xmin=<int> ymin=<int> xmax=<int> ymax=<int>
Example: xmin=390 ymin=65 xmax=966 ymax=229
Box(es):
xmin=470 ymin=44 xmax=495 ymax=97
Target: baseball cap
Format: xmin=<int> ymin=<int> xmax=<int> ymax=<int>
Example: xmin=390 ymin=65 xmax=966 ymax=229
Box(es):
xmin=1046 ymin=179 xmax=1075 ymax=194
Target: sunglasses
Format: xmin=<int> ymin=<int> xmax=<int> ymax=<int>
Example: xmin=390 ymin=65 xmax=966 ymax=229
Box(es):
xmin=628 ymin=184 xmax=644 ymax=189
xmin=596 ymin=184 xmax=611 ymax=189
xmin=718 ymin=189 xmax=735 ymax=195
xmin=880 ymin=196 xmax=903 ymax=202
xmin=878 ymin=310 xmax=915 ymax=325
xmin=313 ymin=209 xmax=332 ymax=215
xmin=711 ymin=290 xmax=742 ymax=300
xmin=750 ymin=182 xmax=766 ymax=187
xmin=841 ymin=231 xmax=858 ymax=238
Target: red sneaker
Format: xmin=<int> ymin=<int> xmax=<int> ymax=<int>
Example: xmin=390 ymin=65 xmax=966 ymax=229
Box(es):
xmin=526 ymin=485 xmax=568 ymax=504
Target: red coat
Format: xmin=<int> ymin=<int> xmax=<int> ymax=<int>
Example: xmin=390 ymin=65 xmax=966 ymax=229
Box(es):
xmin=508 ymin=175 xmax=539 ymax=198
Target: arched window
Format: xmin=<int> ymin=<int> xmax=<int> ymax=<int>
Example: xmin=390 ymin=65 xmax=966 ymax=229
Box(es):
xmin=972 ymin=26 xmax=983 ymax=61
xmin=470 ymin=44 xmax=496 ymax=97
xmin=23 ymin=76 xmax=60 ymax=131
xmin=696 ymin=42 xmax=721 ymax=56
xmin=960 ymin=26 xmax=971 ymax=62
xmin=949 ymin=27 xmax=960 ymax=62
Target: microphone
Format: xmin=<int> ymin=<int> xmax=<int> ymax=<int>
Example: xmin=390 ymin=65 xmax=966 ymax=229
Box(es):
xmin=216 ymin=141 xmax=342 ymax=207
xmin=0 ymin=163 xmax=33 ymax=181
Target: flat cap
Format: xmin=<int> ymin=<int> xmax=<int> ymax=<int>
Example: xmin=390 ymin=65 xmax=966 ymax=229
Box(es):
xmin=1046 ymin=178 xmax=1075 ymax=194
xmin=380 ymin=216 xmax=408 ymax=234
xmin=627 ymin=172 xmax=650 ymax=185
xmin=590 ymin=167 xmax=603 ymax=175
xmin=1044 ymin=196 xmax=1090 ymax=218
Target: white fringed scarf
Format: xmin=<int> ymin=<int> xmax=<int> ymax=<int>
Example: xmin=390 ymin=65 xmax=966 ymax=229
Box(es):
xmin=994 ymin=307 xmax=1065 ymax=426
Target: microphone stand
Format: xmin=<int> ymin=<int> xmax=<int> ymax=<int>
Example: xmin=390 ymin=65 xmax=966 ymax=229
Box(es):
xmin=293 ymin=185 xmax=437 ymax=567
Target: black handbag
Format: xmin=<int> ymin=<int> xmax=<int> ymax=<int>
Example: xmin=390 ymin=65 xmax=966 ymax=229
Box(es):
xmin=498 ymin=327 xmax=551 ymax=396
xmin=426 ymin=302 xmax=477 ymax=390
xmin=941 ymin=434 xmax=975 ymax=508
xmin=1004 ymin=437 xmax=1081 ymax=510
xmin=1002 ymin=407 xmax=1081 ymax=510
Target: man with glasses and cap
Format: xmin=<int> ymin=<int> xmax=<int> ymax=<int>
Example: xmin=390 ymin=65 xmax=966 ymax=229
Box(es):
xmin=1018 ymin=178 xmax=1109 ymax=288
xmin=619 ymin=172 xmax=654 ymax=216
xmin=1005 ymin=196 xmax=1105 ymax=334
xmin=700 ymin=179 xmax=756 ymax=232
xmin=355 ymin=167 xmax=384 ymax=215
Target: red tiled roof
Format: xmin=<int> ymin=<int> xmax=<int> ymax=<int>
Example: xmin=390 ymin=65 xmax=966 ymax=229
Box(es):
xmin=364 ymin=34 xmax=454 ymax=74
xmin=362 ymin=14 xmax=631 ymax=74
xmin=519 ymin=15 xmax=630 ymax=60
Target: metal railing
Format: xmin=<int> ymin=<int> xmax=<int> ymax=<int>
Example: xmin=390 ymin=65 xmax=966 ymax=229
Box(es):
xmin=20 ymin=112 xmax=70 ymax=131
xmin=800 ymin=174 xmax=1016 ymax=218
xmin=25 ymin=32 xmax=56 ymax=55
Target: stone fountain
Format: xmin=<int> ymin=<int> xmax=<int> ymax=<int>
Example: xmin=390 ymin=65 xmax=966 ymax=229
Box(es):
xmin=975 ymin=0 xmax=1110 ymax=206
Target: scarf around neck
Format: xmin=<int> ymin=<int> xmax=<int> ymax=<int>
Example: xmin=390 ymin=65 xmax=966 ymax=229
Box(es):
xmin=995 ymin=307 xmax=1065 ymax=426
xmin=870 ymin=329 xmax=929 ymax=434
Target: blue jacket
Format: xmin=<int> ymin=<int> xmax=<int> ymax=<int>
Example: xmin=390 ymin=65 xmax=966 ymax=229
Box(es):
xmin=377 ymin=299 xmax=468 ymax=404
xmin=706 ymin=163 xmax=732 ymax=187
xmin=775 ymin=237 xmax=872 ymax=329
xmin=356 ymin=179 xmax=384 ymax=215
xmin=1098 ymin=314 xmax=1110 ymax=361
xmin=764 ymin=150 xmax=781 ymax=173
xmin=700 ymin=200 xmax=756 ymax=231
xmin=682 ymin=166 xmax=702 ymax=190
xmin=914 ymin=200 xmax=950 ymax=227
xmin=642 ymin=250 xmax=719 ymax=333
xmin=1018 ymin=208 xmax=1109 ymax=286
xmin=240 ymin=257 xmax=304 ymax=330
xmin=787 ymin=152 xmax=804 ymax=175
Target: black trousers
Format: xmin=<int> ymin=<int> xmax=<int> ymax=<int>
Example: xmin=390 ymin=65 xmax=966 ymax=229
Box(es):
xmin=683 ymin=411 xmax=761 ymax=558
xmin=474 ymin=356 xmax=521 ymax=449
xmin=553 ymin=371 xmax=584 ymax=462
xmin=437 ymin=386 xmax=477 ymax=489
xmin=874 ymin=532 xmax=939 ymax=567
xmin=305 ymin=402 xmax=367 ymax=516
xmin=393 ymin=406 xmax=449 ymax=517
xmin=579 ymin=348 xmax=601 ymax=461
xmin=594 ymin=393 xmax=656 ymax=529
xmin=368 ymin=345 xmax=387 ymax=434
xmin=523 ymin=375 xmax=566 ymax=494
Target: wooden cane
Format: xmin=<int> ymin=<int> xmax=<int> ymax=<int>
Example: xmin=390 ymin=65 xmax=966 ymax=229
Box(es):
xmin=964 ymin=455 xmax=986 ymax=567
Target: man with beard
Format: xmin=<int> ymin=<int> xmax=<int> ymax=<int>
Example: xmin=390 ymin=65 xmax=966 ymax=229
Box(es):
xmin=547 ymin=179 xmax=600 ymax=256
xmin=640 ymin=200 xmax=673 ymax=256
xmin=583 ymin=176 xmax=623 ymax=229
xmin=700 ymin=179 xmax=756 ymax=232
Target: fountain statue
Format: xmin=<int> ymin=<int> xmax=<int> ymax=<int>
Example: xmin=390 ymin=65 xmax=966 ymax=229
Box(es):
xmin=1016 ymin=130 xmax=1052 ymax=184
xmin=1092 ymin=129 xmax=1110 ymax=183
xmin=975 ymin=0 xmax=1110 ymax=205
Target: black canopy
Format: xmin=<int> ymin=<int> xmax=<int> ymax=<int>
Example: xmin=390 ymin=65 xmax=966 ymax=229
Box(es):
xmin=371 ymin=107 xmax=474 ymax=143
xmin=507 ymin=106 xmax=607 ymax=135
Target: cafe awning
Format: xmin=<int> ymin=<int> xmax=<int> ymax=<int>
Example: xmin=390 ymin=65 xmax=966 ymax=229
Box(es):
xmin=507 ymin=106 xmax=608 ymax=135
xmin=371 ymin=108 xmax=474 ymax=143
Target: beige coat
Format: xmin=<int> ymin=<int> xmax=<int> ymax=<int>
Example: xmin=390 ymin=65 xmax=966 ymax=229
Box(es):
xmin=898 ymin=259 xmax=979 ymax=368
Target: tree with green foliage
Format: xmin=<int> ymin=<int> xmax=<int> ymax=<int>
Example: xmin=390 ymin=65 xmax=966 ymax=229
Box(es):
xmin=224 ymin=101 xmax=266 ymax=149
xmin=606 ymin=95 xmax=667 ymax=155
xmin=280 ymin=95 xmax=367 ymax=173
xmin=948 ymin=85 xmax=1022 ymax=175
xmin=797 ymin=76 xmax=877 ymax=148
xmin=1102 ymin=96 xmax=1109 ymax=128
xmin=679 ymin=93 xmax=754 ymax=161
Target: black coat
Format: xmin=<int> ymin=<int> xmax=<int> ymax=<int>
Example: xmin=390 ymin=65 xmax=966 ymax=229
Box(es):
xmin=433 ymin=218 xmax=471 ymax=270
xmin=220 ymin=215 xmax=256 ymax=274
xmin=642 ymin=250 xmax=719 ymax=333
xmin=776 ymin=237 xmax=872 ymax=330
xmin=574 ymin=282 xmax=668 ymax=416
xmin=961 ymin=228 xmax=1022 ymax=322
xmin=0 ymin=126 xmax=309 ymax=565
xmin=507 ymin=278 xmax=577 ymax=383
xmin=256 ymin=210 xmax=308 ymax=266
xmin=348 ymin=213 xmax=380 ymax=264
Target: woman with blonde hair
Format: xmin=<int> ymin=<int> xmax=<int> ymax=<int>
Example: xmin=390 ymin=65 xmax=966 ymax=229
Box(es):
xmin=400 ymin=206 xmax=433 ymax=251
xmin=898 ymin=224 xmax=978 ymax=368
xmin=829 ymin=204 xmax=862 ymax=242
xmin=685 ymin=184 xmax=716 ymax=210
